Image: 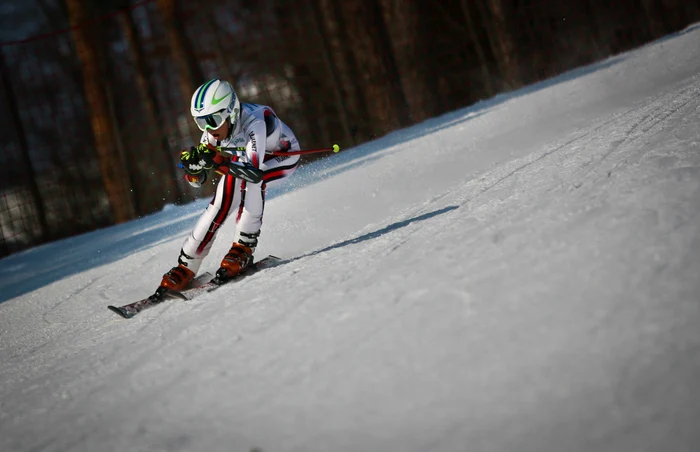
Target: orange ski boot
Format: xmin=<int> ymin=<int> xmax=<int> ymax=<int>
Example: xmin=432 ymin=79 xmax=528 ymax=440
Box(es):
xmin=160 ymin=264 xmax=195 ymax=291
xmin=216 ymin=243 xmax=253 ymax=281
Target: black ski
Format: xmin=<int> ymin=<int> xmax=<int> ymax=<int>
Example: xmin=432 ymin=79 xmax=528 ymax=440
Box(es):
xmin=108 ymin=255 xmax=281 ymax=319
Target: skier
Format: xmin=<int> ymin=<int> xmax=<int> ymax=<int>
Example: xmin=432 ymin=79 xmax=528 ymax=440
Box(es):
xmin=160 ymin=78 xmax=300 ymax=291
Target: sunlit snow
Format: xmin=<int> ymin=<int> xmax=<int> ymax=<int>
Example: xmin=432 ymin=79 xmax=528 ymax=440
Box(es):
xmin=1 ymin=24 xmax=699 ymax=452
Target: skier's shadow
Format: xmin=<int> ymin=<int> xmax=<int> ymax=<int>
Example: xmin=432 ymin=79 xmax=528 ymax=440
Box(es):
xmin=289 ymin=205 xmax=459 ymax=263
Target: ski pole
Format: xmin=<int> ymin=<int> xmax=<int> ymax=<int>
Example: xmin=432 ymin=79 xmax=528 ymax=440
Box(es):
xmin=218 ymin=144 xmax=341 ymax=156
xmin=269 ymin=144 xmax=341 ymax=156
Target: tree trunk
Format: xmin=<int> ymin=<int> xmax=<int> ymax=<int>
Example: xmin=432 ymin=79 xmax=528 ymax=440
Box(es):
xmin=336 ymin=0 xmax=410 ymax=137
xmin=65 ymin=0 xmax=135 ymax=223
xmin=119 ymin=9 xmax=184 ymax=206
xmin=475 ymin=0 xmax=521 ymax=90
xmin=459 ymin=0 xmax=495 ymax=96
xmin=378 ymin=0 xmax=439 ymax=122
xmin=315 ymin=0 xmax=373 ymax=141
xmin=304 ymin=0 xmax=355 ymax=146
xmin=366 ymin=0 xmax=412 ymax=128
xmin=156 ymin=0 xmax=203 ymax=139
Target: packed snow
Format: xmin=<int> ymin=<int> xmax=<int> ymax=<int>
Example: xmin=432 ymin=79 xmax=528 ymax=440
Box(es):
xmin=1 ymin=24 xmax=699 ymax=452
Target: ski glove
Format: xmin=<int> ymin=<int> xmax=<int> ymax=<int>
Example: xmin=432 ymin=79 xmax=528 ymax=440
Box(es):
xmin=180 ymin=143 xmax=216 ymax=176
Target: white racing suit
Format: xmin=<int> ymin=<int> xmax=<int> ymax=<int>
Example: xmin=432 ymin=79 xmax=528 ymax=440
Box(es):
xmin=178 ymin=103 xmax=300 ymax=273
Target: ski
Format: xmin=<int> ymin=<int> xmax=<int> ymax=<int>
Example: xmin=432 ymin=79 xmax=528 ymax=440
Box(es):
xmin=107 ymin=272 xmax=213 ymax=319
xmin=108 ymin=255 xmax=281 ymax=319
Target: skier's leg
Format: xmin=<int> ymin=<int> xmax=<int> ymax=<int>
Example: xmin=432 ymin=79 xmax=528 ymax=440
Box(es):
xmin=162 ymin=173 xmax=243 ymax=290
xmin=180 ymin=172 xmax=244 ymax=273
xmin=217 ymin=178 xmax=261 ymax=277
xmin=234 ymin=129 xmax=301 ymax=246
xmin=219 ymin=132 xmax=300 ymax=277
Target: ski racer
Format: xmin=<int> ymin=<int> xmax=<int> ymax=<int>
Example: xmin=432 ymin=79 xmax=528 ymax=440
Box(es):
xmin=159 ymin=78 xmax=300 ymax=291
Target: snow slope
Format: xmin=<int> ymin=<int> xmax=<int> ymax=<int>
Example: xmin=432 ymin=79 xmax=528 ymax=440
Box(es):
xmin=1 ymin=24 xmax=699 ymax=452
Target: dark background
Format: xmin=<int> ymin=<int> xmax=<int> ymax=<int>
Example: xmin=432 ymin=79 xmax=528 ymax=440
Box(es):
xmin=0 ymin=0 xmax=698 ymax=257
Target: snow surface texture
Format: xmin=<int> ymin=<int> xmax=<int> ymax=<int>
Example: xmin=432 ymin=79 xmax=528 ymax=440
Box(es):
xmin=1 ymin=24 xmax=699 ymax=452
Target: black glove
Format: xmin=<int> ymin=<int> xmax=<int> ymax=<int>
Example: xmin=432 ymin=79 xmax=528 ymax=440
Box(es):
xmin=180 ymin=143 xmax=216 ymax=176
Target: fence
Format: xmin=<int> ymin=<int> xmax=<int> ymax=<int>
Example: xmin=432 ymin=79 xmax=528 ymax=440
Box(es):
xmin=1 ymin=0 xmax=698 ymax=258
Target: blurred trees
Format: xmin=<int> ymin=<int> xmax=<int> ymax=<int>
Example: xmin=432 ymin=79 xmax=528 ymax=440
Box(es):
xmin=65 ymin=0 xmax=136 ymax=223
xmin=117 ymin=5 xmax=184 ymax=206
xmin=481 ymin=0 xmax=522 ymax=90
xmin=156 ymin=0 xmax=202 ymax=122
xmin=1 ymin=0 xmax=699 ymax=256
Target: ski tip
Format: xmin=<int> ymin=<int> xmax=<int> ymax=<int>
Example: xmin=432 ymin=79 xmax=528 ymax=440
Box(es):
xmin=255 ymin=255 xmax=282 ymax=268
xmin=108 ymin=305 xmax=134 ymax=319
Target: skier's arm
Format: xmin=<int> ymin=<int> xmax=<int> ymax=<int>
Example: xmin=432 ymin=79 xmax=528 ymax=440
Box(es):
xmin=225 ymin=118 xmax=266 ymax=184
xmin=244 ymin=118 xmax=267 ymax=168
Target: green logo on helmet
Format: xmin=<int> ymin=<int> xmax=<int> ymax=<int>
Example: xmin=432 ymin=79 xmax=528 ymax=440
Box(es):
xmin=211 ymin=91 xmax=230 ymax=106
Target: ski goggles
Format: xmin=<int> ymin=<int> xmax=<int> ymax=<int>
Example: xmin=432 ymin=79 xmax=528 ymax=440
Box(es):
xmin=194 ymin=109 xmax=228 ymax=131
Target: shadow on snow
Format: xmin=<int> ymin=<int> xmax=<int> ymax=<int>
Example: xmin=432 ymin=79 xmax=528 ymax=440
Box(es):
xmin=287 ymin=205 xmax=460 ymax=264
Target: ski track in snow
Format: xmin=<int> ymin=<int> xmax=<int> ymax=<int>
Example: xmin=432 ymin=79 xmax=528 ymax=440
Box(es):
xmin=1 ymin=24 xmax=700 ymax=452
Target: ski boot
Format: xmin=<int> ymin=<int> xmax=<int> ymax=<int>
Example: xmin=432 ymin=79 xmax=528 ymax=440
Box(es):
xmin=216 ymin=242 xmax=254 ymax=282
xmin=160 ymin=264 xmax=195 ymax=291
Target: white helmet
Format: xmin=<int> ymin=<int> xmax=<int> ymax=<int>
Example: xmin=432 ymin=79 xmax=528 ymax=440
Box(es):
xmin=190 ymin=79 xmax=241 ymax=132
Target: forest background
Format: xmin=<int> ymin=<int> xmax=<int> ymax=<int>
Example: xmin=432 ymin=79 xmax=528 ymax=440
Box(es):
xmin=1 ymin=0 xmax=698 ymax=257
